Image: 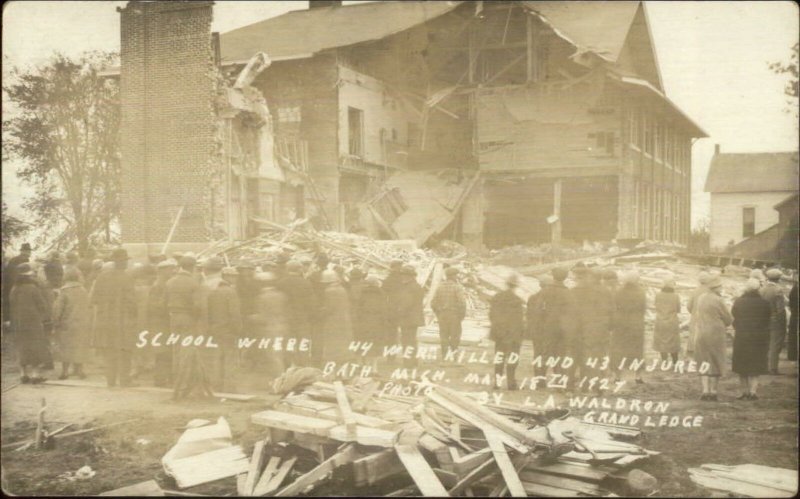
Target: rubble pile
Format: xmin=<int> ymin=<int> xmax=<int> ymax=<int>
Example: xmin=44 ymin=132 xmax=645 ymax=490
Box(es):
xmin=154 ymin=380 xmax=658 ymax=497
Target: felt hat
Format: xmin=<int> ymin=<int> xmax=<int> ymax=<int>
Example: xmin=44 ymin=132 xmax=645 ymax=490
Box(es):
xmin=203 ymin=256 xmax=225 ymax=271
xmin=255 ymin=271 xmax=277 ymax=283
xmin=349 ymin=268 xmax=365 ymax=279
xmin=286 ymin=260 xmax=303 ymax=274
xmin=158 ymin=258 xmax=178 ymax=269
xmin=401 ymin=264 xmax=417 ymax=276
xmin=320 ymin=269 xmax=339 ymax=284
xmin=550 ymin=267 xmax=568 ymax=282
xmin=745 ymin=278 xmax=761 ymax=291
xmin=179 ymin=255 xmax=197 ymax=268
xmin=706 ymin=274 xmax=722 ymax=289
xmin=766 ymin=268 xmax=783 ymax=280
xmin=365 ymin=276 xmax=381 ymax=287
xmin=20 ymin=243 xmax=32 ymax=252
xmin=110 ymin=248 xmax=130 ymax=262
xmin=602 ymin=269 xmax=618 ymax=281
xmin=621 ymin=271 xmax=640 ymax=284
xmin=662 ymin=278 xmax=676 ymax=289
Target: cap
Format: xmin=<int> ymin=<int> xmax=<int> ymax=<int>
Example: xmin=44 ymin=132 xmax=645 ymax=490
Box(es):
xmin=445 ymin=267 xmax=459 ymax=277
xmin=320 ymin=269 xmax=339 ymax=284
xmin=110 ymin=248 xmax=130 ymax=262
xmin=157 ymin=258 xmax=178 ymax=269
xmin=255 ymin=271 xmax=277 ymax=283
xmin=551 ymin=267 xmax=568 ymax=282
xmin=621 ymin=271 xmax=640 ymax=284
xmin=179 ymin=255 xmax=197 ymax=268
xmin=766 ymin=268 xmax=783 ymax=280
xmin=749 ymin=269 xmax=766 ymax=281
xmin=661 ymin=278 xmax=676 ymax=289
xmin=745 ymin=278 xmax=761 ymax=291
xmin=349 ymin=268 xmax=365 ymax=279
xmin=20 ymin=243 xmax=32 ymax=252
xmin=203 ymin=256 xmax=225 ymax=271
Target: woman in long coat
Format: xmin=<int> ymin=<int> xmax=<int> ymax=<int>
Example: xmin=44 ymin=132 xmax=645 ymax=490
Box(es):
xmin=693 ymin=275 xmax=733 ymax=401
xmin=319 ymin=270 xmax=354 ymax=365
xmin=9 ymin=264 xmax=52 ymax=383
xmin=53 ymin=268 xmax=91 ymax=379
xmin=612 ymin=272 xmax=647 ymax=383
xmin=732 ymin=278 xmax=771 ymax=400
xmin=654 ymin=278 xmax=682 ymax=363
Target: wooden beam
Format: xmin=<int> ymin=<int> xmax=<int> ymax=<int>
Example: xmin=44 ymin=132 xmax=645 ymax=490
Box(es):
xmin=244 ymin=439 xmax=267 ymax=495
xmin=484 ymin=429 xmax=527 ymax=497
xmin=252 ymin=456 xmax=282 ymax=496
xmin=254 ymin=457 xmax=297 ymax=496
xmin=333 ymin=381 xmax=357 ymax=439
xmin=394 ymin=444 xmax=450 ymax=496
xmin=483 ymin=52 xmax=527 ymax=85
xmin=275 ymin=444 xmax=358 ymax=496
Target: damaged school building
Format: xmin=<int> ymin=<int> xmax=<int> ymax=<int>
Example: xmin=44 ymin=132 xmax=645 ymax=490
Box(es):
xmin=114 ymin=0 xmax=706 ymax=257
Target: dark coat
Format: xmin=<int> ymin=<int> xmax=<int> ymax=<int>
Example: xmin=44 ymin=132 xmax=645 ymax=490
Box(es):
xmin=395 ymin=277 xmax=425 ymax=328
xmin=53 ymin=282 xmax=92 ymax=364
xmin=489 ymin=289 xmax=524 ymax=343
xmin=320 ymin=283 xmax=353 ymax=359
xmin=382 ymin=271 xmax=405 ymax=325
xmin=611 ymin=283 xmax=647 ymax=363
xmin=528 ymin=282 xmax=574 ymax=359
xmin=147 ymin=277 xmax=171 ymax=334
xmin=654 ymin=290 xmax=681 ymax=354
xmin=277 ymin=274 xmax=317 ymax=340
xmin=10 ymin=278 xmax=52 ymax=366
xmin=165 ymin=270 xmax=203 ymax=334
xmin=91 ymin=268 xmax=138 ymax=350
xmin=355 ymin=286 xmax=390 ymax=354
xmin=431 ymin=280 xmax=467 ymax=321
xmin=732 ymin=289 xmax=771 ymax=375
xmin=203 ymin=276 xmax=243 ymax=346
xmin=44 ymin=260 xmax=64 ymax=288
xmin=250 ymin=286 xmax=289 ymax=339
xmin=2 ymin=253 xmax=30 ymax=320
xmin=760 ymin=282 xmax=788 ymax=334
xmin=348 ymin=279 xmax=368 ymax=328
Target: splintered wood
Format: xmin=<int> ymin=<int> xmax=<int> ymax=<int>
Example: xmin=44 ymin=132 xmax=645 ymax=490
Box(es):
xmin=245 ymin=380 xmax=657 ymax=497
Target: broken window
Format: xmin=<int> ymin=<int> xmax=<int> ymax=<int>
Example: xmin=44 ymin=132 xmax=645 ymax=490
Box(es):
xmin=742 ymin=207 xmax=756 ymax=238
xmin=348 ymin=106 xmax=364 ymax=156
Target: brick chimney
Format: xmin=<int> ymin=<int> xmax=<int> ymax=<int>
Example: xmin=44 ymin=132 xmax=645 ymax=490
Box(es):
xmin=309 ymin=1 xmax=342 ymax=9
xmin=119 ymin=1 xmax=216 ymax=247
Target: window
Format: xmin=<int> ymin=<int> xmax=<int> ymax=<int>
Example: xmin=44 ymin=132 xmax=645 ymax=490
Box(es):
xmin=742 ymin=207 xmax=756 ymax=238
xmin=643 ymin=113 xmax=653 ymax=155
xmin=593 ymin=132 xmax=616 ymax=156
xmin=653 ymin=121 xmax=662 ymax=160
xmin=628 ymin=108 xmax=638 ymax=146
xmin=348 ymin=107 xmax=364 ymax=156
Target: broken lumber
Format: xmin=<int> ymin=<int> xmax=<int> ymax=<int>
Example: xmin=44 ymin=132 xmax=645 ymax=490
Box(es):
xmin=484 ymin=428 xmax=526 ymax=497
xmin=333 ymin=381 xmax=357 ymax=439
xmin=243 ymin=439 xmax=267 ymax=495
xmin=275 ymin=444 xmax=358 ymax=496
xmin=254 ymin=457 xmax=297 ymax=496
xmin=164 ymin=445 xmax=250 ymax=489
xmin=394 ymin=443 xmax=450 ymax=496
xmin=251 ymin=410 xmax=337 ymax=437
xmin=99 ymin=479 xmax=165 ymax=496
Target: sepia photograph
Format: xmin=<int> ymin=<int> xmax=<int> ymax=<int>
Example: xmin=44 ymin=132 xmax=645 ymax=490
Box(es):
xmin=1 ymin=0 xmax=798 ymax=496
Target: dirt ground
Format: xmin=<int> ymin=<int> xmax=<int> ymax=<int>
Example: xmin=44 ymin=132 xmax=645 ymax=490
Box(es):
xmin=1 ymin=338 xmax=797 ymax=497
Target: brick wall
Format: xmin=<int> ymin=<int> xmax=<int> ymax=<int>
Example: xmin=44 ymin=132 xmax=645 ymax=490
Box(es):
xmin=119 ymin=1 xmax=216 ymax=244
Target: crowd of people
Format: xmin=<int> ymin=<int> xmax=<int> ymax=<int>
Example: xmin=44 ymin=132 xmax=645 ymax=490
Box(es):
xmin=1 ymin=241 xmax=797 ymax=402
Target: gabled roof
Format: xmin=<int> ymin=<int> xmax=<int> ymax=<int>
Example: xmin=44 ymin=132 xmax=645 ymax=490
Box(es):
xmin=705 ymin=152 xmax=799 ymax=193
xmin=219 ymin=1 xmax=462 ymax=63
xmin=521 ymin=1 xmax=640 ymax=64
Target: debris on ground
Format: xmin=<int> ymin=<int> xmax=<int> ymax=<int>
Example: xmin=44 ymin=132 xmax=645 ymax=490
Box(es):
xmin=58 ymin=465 xmax=96 ymax=482
xmin=688 ymin=463 xmax=797 ymax=497
xmin=99 ymin=479 xmax=164 ymax=496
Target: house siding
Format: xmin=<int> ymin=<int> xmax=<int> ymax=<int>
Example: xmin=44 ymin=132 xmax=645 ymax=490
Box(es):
xmin=709 ymin=191 xmax=793 ymax=249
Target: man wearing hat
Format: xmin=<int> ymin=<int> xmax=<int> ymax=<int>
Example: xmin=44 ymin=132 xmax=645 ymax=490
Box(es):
xmin=761 ymin=268 xmax=788 ymax=375
xmin=234 ymin=259 xmax=259 ymax=370
xmin=149 ymin=259 xmax=177 ymax=387
xmin=90 ymin=248 xmax=138 ymax=387
xmin=693 ymin=274 xmax=733 ymax=400
xmin=76 ymin=247 xmax=97 ymax=290
xmin=3 ymin=242 xmax=33 ymax=326
xmin=276 ymin=260 xmax=318 ymax=367
xmin=202 ymin=256 xmax=243 ymax=393
xmin=528 ymin=268 xmax=574 ymax=376
xmin=431 ymin=266 xmax=467 ymax=357
xmin=490 ymin=273 xmax=525 ymax=390
xmin=318 ymin=269 xmax=354 ymax=364
xmin=347 ymin=268 xmax=367 ymax=335
xmin=130 ymin=263 xmax=157 ymax=381
xmin=167 ymin=254 xmax=213 ymax=399
xmin=395 ymin=265 xmax=425 ymax=368
xmin=9 ymin=262 xmax=53 ymax=383
xmin=249 ymin=271 xmax=288 ymax=377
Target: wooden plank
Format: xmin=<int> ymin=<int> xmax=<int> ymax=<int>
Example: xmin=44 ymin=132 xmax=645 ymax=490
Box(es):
xmin=699 ymin=465 xmax=796 ymax=494
xmin=521 ymin=481 xmax=577 ymax=497
xmin=244 ymin=439 xmax=267 ymax=495
xmin=394 ymin=444 xmax=450 ymax=497
xmin=99 ymin=480 xmax=164 ymax=496
xmin=255 ymin=457 xmax=297 ymax=496
xmin=484 ymin=429 xmax=526 ymax=497
xmin=534 ymin=461 xmax=608 ymax=482
xmin=275 ymin=400 xmax=392 ymax=429
xmin=519 ymin=470 xmax=607 ymax=495
xmin=333 ymin=381 xmax=357 ymax=439
xmin=689 ymin=469 xmax=792 ymax=498
xmin=275 ymin=444 xmax=358 ymax=496
xmin=427 ymin=392 xmax=528 ymax=453
xmin=448 ymin=456 xmax=497 ymax=496
xmin=164 ymin=445 xmax=250 ymax=489
xmin=328 ymin=424 xmax=398 ymax=448
xmin=251 ymin=410 xmax=337 ymax=437
xmin=236 ymin=474 xmax=248 ymax=496
xmin=353 ymin=448 xmax=404 ymax=487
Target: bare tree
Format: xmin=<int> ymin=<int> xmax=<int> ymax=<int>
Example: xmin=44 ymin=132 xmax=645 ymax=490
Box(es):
xmin=769 ymin=42 xmax=799 ymax=120
xmin=2 ymin=52 xmax=120 ymax=253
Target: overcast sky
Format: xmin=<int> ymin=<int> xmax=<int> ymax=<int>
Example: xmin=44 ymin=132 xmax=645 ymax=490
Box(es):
xmin=3 ymin=1 xmax=798 ymax=229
